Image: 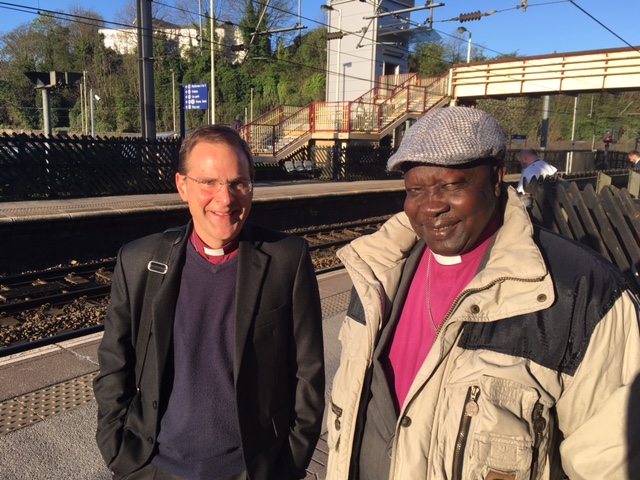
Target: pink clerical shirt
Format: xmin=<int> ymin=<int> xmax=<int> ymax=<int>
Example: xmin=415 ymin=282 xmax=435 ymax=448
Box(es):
xmin=386 ymin=214 xmax=501 ymax=413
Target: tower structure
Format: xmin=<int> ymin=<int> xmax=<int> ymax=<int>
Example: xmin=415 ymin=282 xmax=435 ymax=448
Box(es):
xmin=322 ymin=0 xmax=441 ymax=102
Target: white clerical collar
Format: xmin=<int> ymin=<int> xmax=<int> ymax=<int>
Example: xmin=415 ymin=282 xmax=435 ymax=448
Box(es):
xmin=432 ymin=253 xmax=462 ymax=265
xmin=203 ymin=246 xmax=226 ymax=256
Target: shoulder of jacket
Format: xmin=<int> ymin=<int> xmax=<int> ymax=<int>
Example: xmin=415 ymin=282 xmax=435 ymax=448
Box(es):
xmin=244 ymin=222 xmax=302 ymax=245
xmin=120 ymin=225 xmax=188 ymax=256
xmin=534 ymin=225 xmax=628 ymax=287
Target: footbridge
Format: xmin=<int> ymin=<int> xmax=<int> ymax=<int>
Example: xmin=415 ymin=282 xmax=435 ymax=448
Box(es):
xmin=241 ymin=46 xmax=640 ymax=162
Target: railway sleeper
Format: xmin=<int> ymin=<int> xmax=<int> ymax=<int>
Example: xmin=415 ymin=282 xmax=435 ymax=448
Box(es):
xmin=0 ymin=282 xmax=68 ymax=302
xmin=0 ymin=279 xmax=103 ymax=303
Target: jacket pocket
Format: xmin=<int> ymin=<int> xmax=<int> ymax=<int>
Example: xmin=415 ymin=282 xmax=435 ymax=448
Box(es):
xmin=437 ymin=376 xmax=552 ymax=480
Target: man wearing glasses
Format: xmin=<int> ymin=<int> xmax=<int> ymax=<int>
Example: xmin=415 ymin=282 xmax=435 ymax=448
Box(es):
xmin=94 ymin=125 xmax=325 ymax=480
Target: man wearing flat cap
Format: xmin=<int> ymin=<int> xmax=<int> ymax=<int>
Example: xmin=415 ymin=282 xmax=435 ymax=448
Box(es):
xmin=325 ymin=106 xmax=640 ymax=480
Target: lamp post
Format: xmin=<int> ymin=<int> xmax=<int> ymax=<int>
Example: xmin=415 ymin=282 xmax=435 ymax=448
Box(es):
xmin=321 ymin=4 xmax=342 ymax=103
xmin=210 ymin=0 xmax=216 ymax=124
xmin=90 ymin=89 xmax=100 ymax=137
xmin=457 ymin=26 xmax=472 ymax=63
xmin=83 ymin=71 xmax=89 ymax=134
xmin=170 ymin=69 xmax=176 ymax=131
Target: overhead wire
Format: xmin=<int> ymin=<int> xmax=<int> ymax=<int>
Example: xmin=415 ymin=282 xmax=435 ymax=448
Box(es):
xmin=1 ymin=0 xmax=638 ymax=122
xmin=568 ymin=0 xmax=640 ymax=54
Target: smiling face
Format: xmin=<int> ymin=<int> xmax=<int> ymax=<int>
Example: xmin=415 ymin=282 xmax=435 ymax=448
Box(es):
xmin=176 ymin=141 xmax=253 ymax=249
xmin=403 ymin=161 xmax=504 ymax=256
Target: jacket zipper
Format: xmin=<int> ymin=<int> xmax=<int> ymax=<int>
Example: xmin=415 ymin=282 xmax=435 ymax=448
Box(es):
xmin=331 ymin=401 xmax=343 ymax=431
xmin=452 ymin=385 xmax=480 ymax=480
xmin=530 ymin=402 xmax=545 ymax=480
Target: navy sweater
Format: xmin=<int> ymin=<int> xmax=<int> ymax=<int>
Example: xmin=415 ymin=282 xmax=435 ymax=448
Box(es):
xmin=153 ymin=245 xmax=244 ymax=480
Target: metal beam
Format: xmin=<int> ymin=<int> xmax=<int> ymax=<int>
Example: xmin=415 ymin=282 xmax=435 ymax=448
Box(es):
xmin=363 ymin=4 xmax=444 ymax=20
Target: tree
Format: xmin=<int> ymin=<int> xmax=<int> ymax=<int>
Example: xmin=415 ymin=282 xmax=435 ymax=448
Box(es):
xmin=239 ymin=1 xmax=272 ymax=60
xmin=409 ymin=41 xmax=449 ymax=78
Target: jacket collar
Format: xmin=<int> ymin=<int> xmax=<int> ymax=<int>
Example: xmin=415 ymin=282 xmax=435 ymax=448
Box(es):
xmin=338 ymin=186 xmax=555 ymax=323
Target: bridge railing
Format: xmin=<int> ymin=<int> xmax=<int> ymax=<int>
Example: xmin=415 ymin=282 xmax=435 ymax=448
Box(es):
xmin=349 ymin=102 xmax=381 ymax=132
xmin=241 ymin=105 xmax=304 ymax=154
xmin=378 ymin=73 xmax=416 ymax=90
xmin=425 ymin=73 xmax=450 ymax=97
xmin=242 ymin=124 xmax=277 ymax=155
xmin=313 ymin=102 xmax=351 ymax=132
xmin=248 ymin=105 xmax=300 ymax=126
xmin=273 ymin=105 xmax=311 ymax=155
xmin=415 ymin=76 xmax=439 ymax=87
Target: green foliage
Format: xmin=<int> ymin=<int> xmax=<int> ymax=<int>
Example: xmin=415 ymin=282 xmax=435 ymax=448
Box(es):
xmin=408 ymin=42 xmax=449 ymax=78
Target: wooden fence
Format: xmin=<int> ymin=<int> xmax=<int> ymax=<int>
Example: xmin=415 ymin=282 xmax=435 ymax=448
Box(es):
xmin=523 ymin=174 xmax=640 ymax=293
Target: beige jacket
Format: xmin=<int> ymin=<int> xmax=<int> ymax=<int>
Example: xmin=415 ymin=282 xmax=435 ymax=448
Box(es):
xmin=327 ymin=187 xmax=640 ymax=479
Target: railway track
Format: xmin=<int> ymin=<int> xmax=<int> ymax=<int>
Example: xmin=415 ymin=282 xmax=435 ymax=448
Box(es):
xmin=0 ymin=217 xmax=389 ymax=355
xmin=0 ymin=260 xmax=114 ymax=314
xmin=300 ymin=217 xmax=389 ymax=273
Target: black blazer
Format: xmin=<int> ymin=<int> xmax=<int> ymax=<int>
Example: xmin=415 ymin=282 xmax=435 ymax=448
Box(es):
xmin=94 ymin=222 xmax=325 ymax=479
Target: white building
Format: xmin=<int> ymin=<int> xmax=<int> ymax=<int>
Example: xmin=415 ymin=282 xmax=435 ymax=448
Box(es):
xmin=99 ymin=22 xmax=246 ymax=64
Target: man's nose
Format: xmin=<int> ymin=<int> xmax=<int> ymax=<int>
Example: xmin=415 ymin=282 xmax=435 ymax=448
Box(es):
xmin=213 ymin=183 xmax=232 ymax=204
xmin=419 ymin=194 xmax=449 ymax=216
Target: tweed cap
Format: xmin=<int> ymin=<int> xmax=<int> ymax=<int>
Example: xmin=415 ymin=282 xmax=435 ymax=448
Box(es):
xmin=387 ymin=106 xmax=506 ymax=171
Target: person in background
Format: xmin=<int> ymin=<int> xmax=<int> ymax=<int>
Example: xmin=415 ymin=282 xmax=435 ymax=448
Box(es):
xmin=628 ymin=149 xmax=640 ymax=170
xmin=325 ymin=106 xmax=640 ymax=480
xmin=231 ymin=115 xmax=243 ymax=131
xmin=516 ymin=148 xmax=558 ymax=194
xmin=94 ymin=125 xmax=325 ymax=480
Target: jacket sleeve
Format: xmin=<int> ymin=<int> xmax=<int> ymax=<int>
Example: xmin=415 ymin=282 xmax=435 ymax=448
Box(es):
xmin=555 ymin=290 xmax=640 ymax=479
xmin=93 ymin=246 xmax=139 ymax=468
xmin=282 ymin=240 xmax=326 ymax=478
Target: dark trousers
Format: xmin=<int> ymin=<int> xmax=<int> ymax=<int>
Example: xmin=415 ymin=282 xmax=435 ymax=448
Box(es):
xmin=122 ymin=463 xmax=247 ymax=480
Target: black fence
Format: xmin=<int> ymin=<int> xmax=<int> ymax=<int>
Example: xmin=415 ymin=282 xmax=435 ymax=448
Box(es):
xmin=505 ymin=149 xmax=631 ymax=173
xmin=0 ymin=133 xmax=180 ymax=201
xmin=0 ymin=132 xmax=634 ymax=202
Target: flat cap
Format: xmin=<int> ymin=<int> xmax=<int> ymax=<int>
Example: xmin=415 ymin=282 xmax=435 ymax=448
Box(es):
xmin=387 ymin=106 xmax=506 ymax=171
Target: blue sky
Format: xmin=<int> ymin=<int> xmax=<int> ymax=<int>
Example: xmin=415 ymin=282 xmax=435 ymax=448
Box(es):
xmin=0 ymin=1 xmax=637 ymax=59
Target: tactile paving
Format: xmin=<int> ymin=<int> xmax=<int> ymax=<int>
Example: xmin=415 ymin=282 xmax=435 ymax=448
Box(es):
xmin=321 ymin=291 xmax=351 ymax=318
xmin=0 ymin=371 xmax=96 ymax=435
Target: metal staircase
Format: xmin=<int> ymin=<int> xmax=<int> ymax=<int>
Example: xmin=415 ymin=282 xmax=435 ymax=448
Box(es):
xmin=240 ymin=72 xmax=450 ymax=161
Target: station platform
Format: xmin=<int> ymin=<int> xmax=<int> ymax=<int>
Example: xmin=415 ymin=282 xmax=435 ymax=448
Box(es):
xmin=0 ymin=179 xmax=406 ymax=224
xmin=0 ymin=269 xmax=353 ymax=480
xmin=0 ymin=175 xmax=521 ymax=224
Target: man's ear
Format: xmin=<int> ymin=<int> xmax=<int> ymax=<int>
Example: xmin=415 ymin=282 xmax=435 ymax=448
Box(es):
xmin=491 ymin=164 xmax=506 ymax=197
xmin=176 ymin=173 xmax=188 ymax=201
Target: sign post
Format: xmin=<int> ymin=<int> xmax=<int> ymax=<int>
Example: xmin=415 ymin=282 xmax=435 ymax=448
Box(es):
xmin=181 ymin=83 xmax=209 ymax=139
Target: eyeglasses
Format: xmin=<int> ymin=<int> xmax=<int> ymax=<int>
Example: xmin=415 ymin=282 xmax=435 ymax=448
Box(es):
xmin=183 ymin=175 xmax=253 ymax=196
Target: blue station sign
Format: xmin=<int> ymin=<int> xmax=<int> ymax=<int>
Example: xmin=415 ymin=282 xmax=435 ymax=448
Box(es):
xmin=184 ymin=83 xmax=209 ymax=110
